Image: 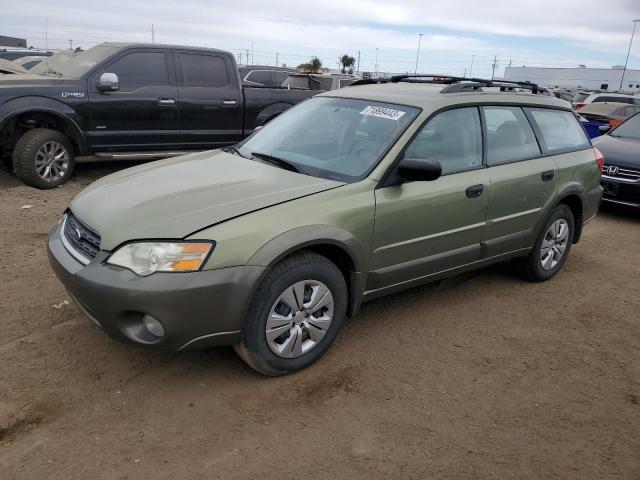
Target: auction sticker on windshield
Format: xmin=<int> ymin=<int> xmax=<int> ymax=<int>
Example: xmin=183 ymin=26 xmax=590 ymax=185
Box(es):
xmin=360 ymin=105 xmax=406 ymax=120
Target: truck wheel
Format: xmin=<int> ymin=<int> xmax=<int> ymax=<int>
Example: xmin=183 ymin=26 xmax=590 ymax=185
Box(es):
xmin=13 ymin=128 xmax=75 ymax=189
xmin=234 ymin=252 xmax=348 ymax=376
xmin=517 ymin=205 xmax=575 ymax=282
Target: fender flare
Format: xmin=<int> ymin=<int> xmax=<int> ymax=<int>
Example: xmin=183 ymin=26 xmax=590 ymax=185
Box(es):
xmin=0 ymin=97 xmax=87 ymax=153
xmin=539 ymin=181 xmax=585 ymax=242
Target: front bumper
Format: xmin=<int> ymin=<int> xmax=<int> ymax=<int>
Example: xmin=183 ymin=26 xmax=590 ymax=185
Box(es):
xmin=47 ymin=220 xmax=266 ymax=351
xmin=601 ymin=175 xmax=640 ymax=208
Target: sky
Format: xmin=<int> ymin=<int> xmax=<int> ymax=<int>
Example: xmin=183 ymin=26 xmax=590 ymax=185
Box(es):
xmin=3 ymin=0 xmax=640 ymax=78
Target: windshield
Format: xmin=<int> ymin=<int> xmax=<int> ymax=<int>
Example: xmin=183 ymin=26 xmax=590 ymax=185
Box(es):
xmin=31 ymin=45 xmax=121 ymax=78
xmin=237 ymin=97 xmax=420 ymax=182
xmin=611 ymin=113 xmax=640 ymax=140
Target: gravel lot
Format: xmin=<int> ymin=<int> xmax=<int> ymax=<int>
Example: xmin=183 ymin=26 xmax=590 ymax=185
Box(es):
xmin=1 ymin=162 xmax=639 ymax=480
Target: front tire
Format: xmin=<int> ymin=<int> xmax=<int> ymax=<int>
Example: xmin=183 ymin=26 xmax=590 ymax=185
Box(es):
xmin=234 ymin=252 xmax=348 ymax=376
xmin=13 ymin=128 xmax=75 ymax=189
xmin=518 ymin=205 xmax=575 ymax=282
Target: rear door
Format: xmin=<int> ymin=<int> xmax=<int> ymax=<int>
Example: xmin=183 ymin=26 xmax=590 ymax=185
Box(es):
xmin=482 ymin=105 xmax=558 ymax=256
xmin=88 ymin=49 xmax=180 ymax=150
xmin=174 ymin=51 xmax=242 ymax=148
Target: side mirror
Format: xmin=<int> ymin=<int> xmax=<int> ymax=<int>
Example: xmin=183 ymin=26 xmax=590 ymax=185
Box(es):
xmin=598 ymin=124 xmax=611 ymax=133
xmin=96 ymin=72 xmax=119 ymax=92
xmin=398 ymin=157 xmax=442 ymax=182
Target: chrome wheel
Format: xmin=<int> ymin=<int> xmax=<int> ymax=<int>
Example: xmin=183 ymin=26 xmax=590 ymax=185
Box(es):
xmin=540 ymin=219 xmax=569 ymax=271
xmin=265 ymin=280 xmax=334 ymax=359
xmin=35 ymin=141 xmax=69 ymax=183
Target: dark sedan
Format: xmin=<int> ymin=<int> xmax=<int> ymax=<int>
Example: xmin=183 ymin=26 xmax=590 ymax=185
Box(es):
xmin=593 ymin=113 xmax=640 ymax=207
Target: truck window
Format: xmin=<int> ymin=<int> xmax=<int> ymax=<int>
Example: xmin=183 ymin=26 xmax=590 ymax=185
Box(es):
xmin=245 ymin=70 xmax=272 ymax=85
xmin=178 ymin=54 xmax=229 ymax=88
xmin=484 ymin=106 xmax=540 ymax=165
xmin=527 ymin=109 xmax=590 ymax=152
xmin=105 ymin=52 xmax=169 ymax=91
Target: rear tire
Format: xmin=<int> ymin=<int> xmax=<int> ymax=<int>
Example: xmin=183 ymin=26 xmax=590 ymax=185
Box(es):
xmin=234 ymin=252 xmax=348 ymax=376
xmin=517 ymin=205 xmax=575 ymax=282
xmin=13 ymin=128 xmax=75 ymax=189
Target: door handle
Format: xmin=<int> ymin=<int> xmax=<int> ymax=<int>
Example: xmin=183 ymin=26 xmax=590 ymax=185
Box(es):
xmin=541 ymin=170 xmax=555 ymax=182
xmin=465 ymin=184 xmax=484 ymax=198
xmin=158 ymin=98 xmax=176 ymax=106
xmin=222 ymin=99 xmax=238 ymax=105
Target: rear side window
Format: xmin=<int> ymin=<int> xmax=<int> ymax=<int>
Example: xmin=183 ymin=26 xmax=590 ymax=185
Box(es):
xmin=106 ymin=52 xmax=169 ymax=91
xmin=246 ymin=70 xmax=272 ymax=85
xmin=404 ymin=107 xmax=482 ymax=175
xmin=527 ymin=108 xmax=590 ymax=152
xmin=273 ymin=71 xmax=290 ymax=84
xmin=594 ymin=96 xmax=633 ymax=104
xmin=483 ymin=106 xmax=540 ymax=166
xmin=178 ymin=54 xmax=229 ymax=88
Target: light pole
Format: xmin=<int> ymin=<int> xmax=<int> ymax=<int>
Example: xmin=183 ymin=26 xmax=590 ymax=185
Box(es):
xmin=469 ymin=54 xmax=475 ymax=78
xmin=619 ymin=19 xmax=640 ymax=91
xmin=375 ymin=48 xmax=379 ymax=76
xmin=414 ymin=33 xmax=423 ymax=75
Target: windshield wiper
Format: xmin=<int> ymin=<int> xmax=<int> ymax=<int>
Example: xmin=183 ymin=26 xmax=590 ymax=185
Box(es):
xmin=250 ymin=152 xmax=304 ymax=174
xmin=224 ymin=145 xmax=250 ymax=159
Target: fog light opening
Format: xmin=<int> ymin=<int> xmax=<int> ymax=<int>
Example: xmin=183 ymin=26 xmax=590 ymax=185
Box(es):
xmin=142 ymin=314 xmax=165 ymax=338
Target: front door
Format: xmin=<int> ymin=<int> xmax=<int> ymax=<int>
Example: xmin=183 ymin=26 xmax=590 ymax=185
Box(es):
xmin=87 ymin=49 xmax=180 ymax=150
xmin=369 ymin=107 xmax=490 ymax=291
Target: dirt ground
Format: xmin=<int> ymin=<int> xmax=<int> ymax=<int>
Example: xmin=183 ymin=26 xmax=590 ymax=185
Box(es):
xmin=0 ymin=161 xmax=639 ymax=480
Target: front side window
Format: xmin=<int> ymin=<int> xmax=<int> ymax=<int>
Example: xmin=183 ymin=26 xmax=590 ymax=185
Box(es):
xmin=484 ymin=106 xmax=540 ymax=165
xmin=237 ymin=97 xmax=419 ymax=182
xmin=404 ymin=107 xmax=482 ymax=175
xmin=178 ymin=54 xmax=229 ymax=88
xmin=105 ymin=52 xmax=169 ymax=91
xmin=528 ymin=108 xmax=590 ymax=152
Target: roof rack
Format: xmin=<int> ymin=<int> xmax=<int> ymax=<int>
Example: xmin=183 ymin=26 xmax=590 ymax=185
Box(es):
xmin=349 ymin=74 xmax=545 ymax=94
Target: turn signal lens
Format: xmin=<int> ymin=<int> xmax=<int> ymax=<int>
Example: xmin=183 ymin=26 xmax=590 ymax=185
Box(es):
xmin=107 ymin=241 xmax=213 ymax=276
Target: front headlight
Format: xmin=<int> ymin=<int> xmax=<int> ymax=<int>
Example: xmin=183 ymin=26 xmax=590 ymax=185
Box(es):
xmin=107 ymin=241 xmax=214 ymax=276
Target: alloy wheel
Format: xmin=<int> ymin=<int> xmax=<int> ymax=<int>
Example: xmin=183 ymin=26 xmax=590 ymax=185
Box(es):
xmin=35 ymin=141 xmax=69 ymax=183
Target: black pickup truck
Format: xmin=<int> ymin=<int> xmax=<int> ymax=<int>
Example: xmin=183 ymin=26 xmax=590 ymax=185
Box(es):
xmin=0 ymin=43 xmax=318 ymax=188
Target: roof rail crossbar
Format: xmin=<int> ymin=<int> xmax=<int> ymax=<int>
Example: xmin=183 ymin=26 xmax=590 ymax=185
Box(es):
xmin=388 ymin=74 xmax=542 ymax=94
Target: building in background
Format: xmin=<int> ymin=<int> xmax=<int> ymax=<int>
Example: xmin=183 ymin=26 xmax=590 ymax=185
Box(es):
xmin=504 ymin=66 xmax=640 ymax=93
xmin=0 ymin=35 xmax=27 ymax=48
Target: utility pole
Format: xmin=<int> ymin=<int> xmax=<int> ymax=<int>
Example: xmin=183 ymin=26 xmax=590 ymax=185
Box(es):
xmin=491 ymin=55 xmax=498 ymax=80
xmin=375 ymin=48 xmax=379 ymax=76
xmin=620 ymin=19 xmax=640 ymax=91
xmin=245 ymin=49 xmax=250 ymax=66
xmin=237 ymin=53 xmax=242 ymax=65
xmin=414 ymin=33 xmax=423 ymax=75
xmin=151 ymin=24 xmax=155 ymax=44
xmin=469 ymin=54 xmax=475 ymax=77
xmin=356 ymin=50 xmax=360 ymax=74
xmin=45 ymin=17 xmax=48 ymax=50
xmin=251 ymin=41 xmax=254 ymax=65
xmin=275 ymin=52 xmax=279 ymax=67
xmin=463 ymin=67 xmax=467 ymax=78
xmin=68 ymin=39 xmax=73 ymax=50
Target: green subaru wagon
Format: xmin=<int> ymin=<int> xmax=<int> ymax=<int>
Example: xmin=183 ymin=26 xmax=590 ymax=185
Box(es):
xmin=48 ymin=76 xmax=603 ymax=375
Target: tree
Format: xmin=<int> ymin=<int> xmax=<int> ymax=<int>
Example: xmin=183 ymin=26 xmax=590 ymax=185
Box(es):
xmin=340 ymin=54 xmax=356 ymax=74
xmin=297 ymin=57 xmax=323 ymax=74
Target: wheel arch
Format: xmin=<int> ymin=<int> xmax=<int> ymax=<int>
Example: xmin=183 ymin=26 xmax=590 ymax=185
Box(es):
xmin=0 ymin=100 xmax=86 ymax=154
xmin=553 ymin=183 xmax=585 ymax=243
xmin=247 ymin=225 xmax=369 ymax=317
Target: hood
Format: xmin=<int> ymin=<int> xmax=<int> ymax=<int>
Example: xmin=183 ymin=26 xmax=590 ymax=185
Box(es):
xmin=70 ymin=150 xmax=344 ymax=250
xmin=593 ymin=134 xmax=640 ymax=169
